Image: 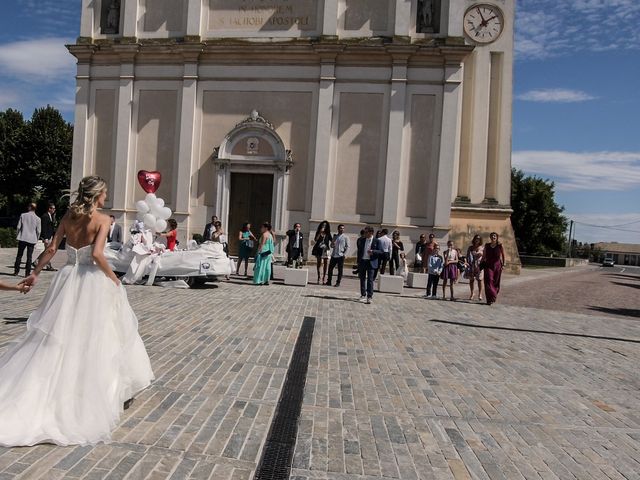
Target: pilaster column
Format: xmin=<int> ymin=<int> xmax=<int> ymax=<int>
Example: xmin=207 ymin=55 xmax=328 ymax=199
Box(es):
xmin=322 ymin=0 xmax=339 ymax=36
xmin=111 ymin=46 xmax=138 ymax=211
xmin=186 ymin=0 xmax=203 ymax=37
xmin=122 ymin=0 xmax=138 ymax=38
xmin=310 ymin=46 xmax=342 ymax=221
xmin=433 ymin=55 xmax=464 ymax=229
xmin=394 ymin=0 xmax=412 ymax=37
xmin=68 ymin=46 xmax=95 ymax=190
xmin=175 ymin=47 xmax=202 ymax=214
xmin=79 ymin=0 xmax=94 ymax=38
xmin=382 ymin=48 xmax=414 ymax=225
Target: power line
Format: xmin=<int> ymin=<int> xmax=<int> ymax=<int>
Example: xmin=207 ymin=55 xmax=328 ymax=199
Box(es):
xmin=571 ymin=221 xmax=640 ymax=234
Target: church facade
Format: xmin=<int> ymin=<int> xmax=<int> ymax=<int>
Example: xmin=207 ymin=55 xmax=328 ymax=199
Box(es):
xmin=69 ymin=0 xmax=519 ymax=269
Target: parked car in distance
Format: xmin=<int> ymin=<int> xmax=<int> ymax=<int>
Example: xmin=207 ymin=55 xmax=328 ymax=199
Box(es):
xmin=602 ymin=258 xmax=615 ymax=267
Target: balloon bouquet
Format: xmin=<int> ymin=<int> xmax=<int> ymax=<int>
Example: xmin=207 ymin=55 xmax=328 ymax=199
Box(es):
xmin=135 ymin=170 xmax=172 ymax=232
xmin=121 ymin=170 xmax=173 ymax=285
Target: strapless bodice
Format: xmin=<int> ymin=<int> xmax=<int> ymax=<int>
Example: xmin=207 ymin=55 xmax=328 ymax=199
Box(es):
xmin=66 ymin=245 xmax=95 ymax=266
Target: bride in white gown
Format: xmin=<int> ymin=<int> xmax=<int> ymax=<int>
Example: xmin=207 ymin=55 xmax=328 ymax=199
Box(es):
xmin=0 ymin=176 xmax=154 ymax=447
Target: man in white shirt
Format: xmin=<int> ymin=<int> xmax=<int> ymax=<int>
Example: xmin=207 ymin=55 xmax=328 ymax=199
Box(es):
xmin=377 ymin=228 xmax=392 ymax=275
xmin=14 ymin=203 xmax=41 ymax=277
xmin=356 ymin=226 xmax=383 ymax=304
xmin=327 ymin=224 xmax=349 ymax=287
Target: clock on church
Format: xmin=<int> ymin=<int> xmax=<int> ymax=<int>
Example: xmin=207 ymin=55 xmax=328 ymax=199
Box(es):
xmin=463 ymin=3 xmax=504 ymax=44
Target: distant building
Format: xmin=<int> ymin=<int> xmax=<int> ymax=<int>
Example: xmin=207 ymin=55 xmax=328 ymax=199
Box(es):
xmin=593 ymin=243 xmax=640 ymax=266
xmin=68 ymin=0 xmax=518 ymax=269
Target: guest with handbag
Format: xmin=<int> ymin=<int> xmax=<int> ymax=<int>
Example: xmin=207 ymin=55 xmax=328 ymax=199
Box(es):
xmin=237 ymin=222 xmax=257 ymax=276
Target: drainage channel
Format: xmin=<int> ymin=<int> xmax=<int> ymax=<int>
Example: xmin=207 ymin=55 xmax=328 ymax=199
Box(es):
xmin=254 ymin=316 xmax=316 ymax=480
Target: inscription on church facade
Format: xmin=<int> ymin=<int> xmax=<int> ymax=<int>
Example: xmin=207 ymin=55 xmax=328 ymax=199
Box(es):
xmin=209 ymin=0 xmax=317 ymax=31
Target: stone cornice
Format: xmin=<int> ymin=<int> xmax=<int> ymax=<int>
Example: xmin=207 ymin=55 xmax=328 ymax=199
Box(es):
xmin=66 ymin=37 xmax=474 ymax=67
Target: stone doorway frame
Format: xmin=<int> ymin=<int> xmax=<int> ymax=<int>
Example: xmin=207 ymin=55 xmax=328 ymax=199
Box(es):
xmin=213 ymin=110 xmax=293 ymax=235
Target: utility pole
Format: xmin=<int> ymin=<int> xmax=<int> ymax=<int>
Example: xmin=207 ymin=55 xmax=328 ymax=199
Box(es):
xmin=567 ymin=220 xmax=574 ymax=258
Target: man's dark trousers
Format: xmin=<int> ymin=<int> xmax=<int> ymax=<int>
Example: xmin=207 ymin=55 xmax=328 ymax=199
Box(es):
xmin=14 ymin=241 xmax=35 ymax=276
xmin=358 ymin=259 xmax=376 ymax=299
xmin=287 ymin=248 xmax=301 ymax=266
xmin=327 ymin=256 xmax=344 ymax=285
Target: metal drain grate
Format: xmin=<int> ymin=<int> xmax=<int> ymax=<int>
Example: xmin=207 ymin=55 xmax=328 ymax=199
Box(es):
xmin=254 ymin=316 xmax=315 ymax=480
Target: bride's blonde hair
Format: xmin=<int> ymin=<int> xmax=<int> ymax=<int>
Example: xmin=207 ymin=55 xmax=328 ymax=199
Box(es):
xmin=69 ymin=176 xmax=107 ymax=217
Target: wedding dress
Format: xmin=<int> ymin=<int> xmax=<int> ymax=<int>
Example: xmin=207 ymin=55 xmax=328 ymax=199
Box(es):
xmin=0 ymin=244 xmax=154 ymax=446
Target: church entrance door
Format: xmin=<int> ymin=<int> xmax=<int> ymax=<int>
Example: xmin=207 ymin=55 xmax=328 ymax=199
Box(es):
xmin=228 ymin=173 xmax=273 ymax=256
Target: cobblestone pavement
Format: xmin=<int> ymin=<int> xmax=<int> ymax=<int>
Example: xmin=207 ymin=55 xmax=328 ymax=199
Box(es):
xmin=499 ymin=265 xmax=640 ymax=320
xmin=1 ymin=249 xmax=639 ymax=479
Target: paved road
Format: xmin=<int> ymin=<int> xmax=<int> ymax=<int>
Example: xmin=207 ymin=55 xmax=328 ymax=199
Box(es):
xmin=0 ymin=249 xmax=639 ymax=479
xmin=500 ymin=265 xmax=640 ymax=320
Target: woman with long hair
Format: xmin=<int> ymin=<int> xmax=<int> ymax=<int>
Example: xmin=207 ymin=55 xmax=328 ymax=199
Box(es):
xmin=466 ymin=234 xmax=484 ymax=301
xmin=237 ymin=222 xmax=257 ymax=276
xmin=157 ymin=218 xmax=178 ymax=251
xmin=0 ymin=176 xmax=153 ymax=446
xmin=483 ymin=232 xmax=505 ymax=305
xmin=312 ymin=220 xmax=331 ymax=284
xmin=390 ymin=230 xmax=404 ymax=275
xmin=253 ymin=222 xmax=274 ymax=285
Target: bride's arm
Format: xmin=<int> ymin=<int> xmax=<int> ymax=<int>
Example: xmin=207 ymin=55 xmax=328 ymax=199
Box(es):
xmin=92 ymin=216 xmax=121 ymax=286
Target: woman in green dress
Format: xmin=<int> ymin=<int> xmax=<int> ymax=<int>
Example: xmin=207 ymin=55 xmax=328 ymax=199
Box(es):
xmin=253 ymin=223 xmax=274 ymax=285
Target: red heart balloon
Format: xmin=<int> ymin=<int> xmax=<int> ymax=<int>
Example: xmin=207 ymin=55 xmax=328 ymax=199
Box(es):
xmin=137 ymin=170 xmax=161 ymax=194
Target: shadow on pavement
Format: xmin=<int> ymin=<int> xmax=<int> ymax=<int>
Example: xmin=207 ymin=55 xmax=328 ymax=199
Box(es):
xmin=604 ymin=274 xmax=640 ymax=281
xmin=610 ymin=281 xmax=640 ymax=290
xmin=303 ymin=294 xmax=360 ymax=303
xmin=429 ymin=319 xmax=640 ymax=344
xmin=588 ymin=306 xmax=640 ymax=319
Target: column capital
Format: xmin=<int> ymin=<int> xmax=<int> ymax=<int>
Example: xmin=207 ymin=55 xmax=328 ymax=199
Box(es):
xmin=67 ymin=44 xmax=96 ymax=63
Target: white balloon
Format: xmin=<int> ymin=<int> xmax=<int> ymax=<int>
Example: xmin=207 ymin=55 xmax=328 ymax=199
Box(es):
xmin=136 ymin=212 xmax=145 ymax=221
xmin=143 ymin=213 xmax=156 ymax=230
xmin=155 ymin=219 xmax=167 ymax=232
xmin=145 ymin=193 xmax=157 ymax=205
xmin=135 ymin=200 xmax=150 ymax=214
xmin=156 ymin=198 xmax=165 ymax=208
xmin=160 ymin=207 xmax=172 ymax=220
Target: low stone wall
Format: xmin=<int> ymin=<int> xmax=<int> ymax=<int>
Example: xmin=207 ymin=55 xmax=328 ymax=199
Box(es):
xmin=520 ymin=256 xmax=589 ymax=267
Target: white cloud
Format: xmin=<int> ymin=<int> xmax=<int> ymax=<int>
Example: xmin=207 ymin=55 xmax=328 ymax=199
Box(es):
xmin=516 ymin=0 xmax=640 ymax=60
xmin=0 ymin=38 xmax=75 ymax=82
xmin=512 ymin=150 xmax=640 ymax=191
xmin=517 ymin=88 xmax=597 ymax=103
xmin=566 ymin=212 xmax=640 ymax=244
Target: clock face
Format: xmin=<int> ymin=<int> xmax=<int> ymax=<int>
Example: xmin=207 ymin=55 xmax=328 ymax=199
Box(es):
xmin=463 ymin=4 xmax=504 ymax=44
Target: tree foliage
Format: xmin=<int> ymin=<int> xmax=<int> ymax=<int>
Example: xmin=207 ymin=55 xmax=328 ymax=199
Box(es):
xmin=511 ymin=168 xmax=568 ymax=255
xmin=0 ymin=106 xmax=73 ymax=220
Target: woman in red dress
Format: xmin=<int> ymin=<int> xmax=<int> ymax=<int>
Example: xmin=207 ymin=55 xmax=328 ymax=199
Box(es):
xmin=158 ymin=219 xmax=178 ymax=251
xmin=483 ymin=232 xmax=505 ymax=305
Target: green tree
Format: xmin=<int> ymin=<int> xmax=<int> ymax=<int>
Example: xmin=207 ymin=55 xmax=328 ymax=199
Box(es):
xmin=0 ymin=106 xmax=73 ymax=218
xmin=511 ymin=168 xmax=568 ymax=255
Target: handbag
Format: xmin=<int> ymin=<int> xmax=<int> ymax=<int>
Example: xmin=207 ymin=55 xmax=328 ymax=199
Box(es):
xmin=244 ymin=239 xmax=254 ymax=249
xmin=415 ymin=252 xmax=422 ymax=263
xmin=260 ymin=250 xmax=272 ymax=258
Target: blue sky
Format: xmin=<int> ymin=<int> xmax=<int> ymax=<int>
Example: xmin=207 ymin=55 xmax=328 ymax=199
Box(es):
xmin=0 ymin=0 xmax=639 ymax=243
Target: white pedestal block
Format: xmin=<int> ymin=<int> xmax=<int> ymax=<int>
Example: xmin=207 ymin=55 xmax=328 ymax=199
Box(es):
xmin=377 ymin=274 xmax=404 ymax=294
xmin=284 ymin=268 xmax=308 ymax=286
xmin=407 ymin=272 xmax=428 ymax=289
xmin=272 ymin=265 xmax=286 ymax=280
xmin=246 ymin=262 xmax=255 ymax=277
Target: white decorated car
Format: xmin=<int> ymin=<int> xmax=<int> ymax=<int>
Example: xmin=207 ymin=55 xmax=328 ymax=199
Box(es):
xmin=104 ymin=241 xmax=232 ymax=287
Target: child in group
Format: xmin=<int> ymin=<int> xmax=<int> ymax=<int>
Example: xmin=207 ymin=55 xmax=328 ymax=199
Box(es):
xmin=0 ymin=280 xmax=29 ymax=293
xmin=396 ymin=252 xmax=409 ymax=282
xmin=426 ymin=245 xmax=443 ymax=298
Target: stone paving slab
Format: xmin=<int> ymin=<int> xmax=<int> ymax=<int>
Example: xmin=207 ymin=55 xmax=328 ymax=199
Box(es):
xmin=1 ymin=249 xmax=639 ymax=479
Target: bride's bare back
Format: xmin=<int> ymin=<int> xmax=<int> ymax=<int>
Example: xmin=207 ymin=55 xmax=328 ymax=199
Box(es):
xmin=62 ymin=211 xmax=109 ymax=250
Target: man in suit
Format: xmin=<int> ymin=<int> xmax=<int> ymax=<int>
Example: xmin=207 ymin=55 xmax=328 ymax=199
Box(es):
xmin=202 ymin=215 xmax=218 ymax=242
xmin=107 ymin=215 xmax=123 ymax=247
xmin=38 ymin=203 xmax=57 ymax=271
xmin=327 ymin=224 xmax=349 ymax=287
xmin=14 ymin=203 xmax=41 ymax=277
xmin=285 ymin=223 xmax=304 ymax=267
xmin=357 ymin=226 xmax=383 ymax=304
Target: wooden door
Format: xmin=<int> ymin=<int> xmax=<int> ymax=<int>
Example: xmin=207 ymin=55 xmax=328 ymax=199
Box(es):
xmin=228 ymin=173 xmax=273 ymax=256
